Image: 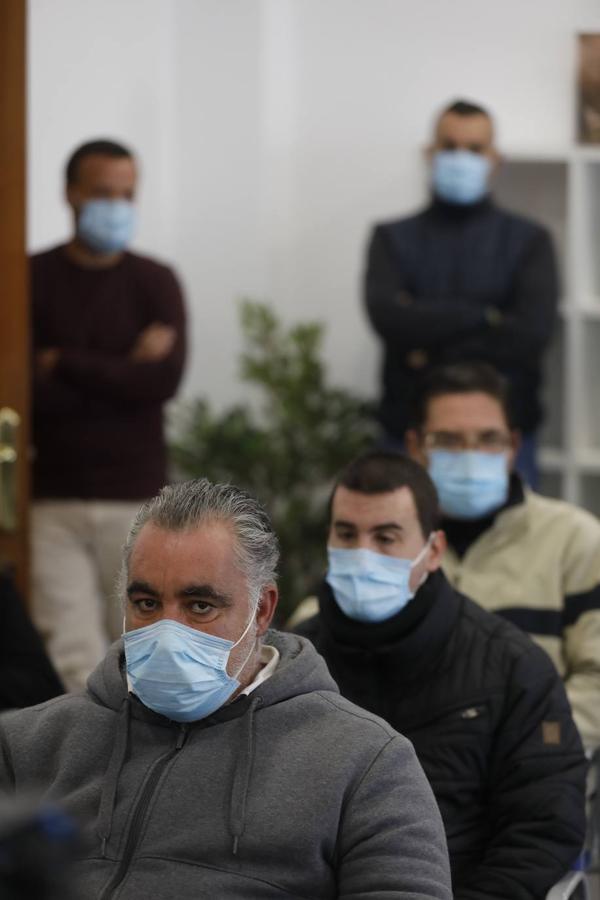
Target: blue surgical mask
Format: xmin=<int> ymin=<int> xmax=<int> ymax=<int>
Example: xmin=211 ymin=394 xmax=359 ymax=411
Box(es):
xmin=326 ymin=540 xmax=432 ymax=623
xmin=77 ymin=199 xmax=136 ymax=253
xmin=123 ymin=611 xmax=257 ymax=722
xmin=428 ymin=449 xmax=509 ymax=520
xmin=432 ymin=150 xmax=491 ymax=205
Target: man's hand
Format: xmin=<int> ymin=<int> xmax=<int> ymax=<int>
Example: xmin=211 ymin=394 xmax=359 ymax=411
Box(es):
xmin=36 ymin=348 xmax=60 ymax=375
xmin=406 ymin=349 xmax=429 ymax=369
xmin=130 ymin=323 xmax=176 ymax=363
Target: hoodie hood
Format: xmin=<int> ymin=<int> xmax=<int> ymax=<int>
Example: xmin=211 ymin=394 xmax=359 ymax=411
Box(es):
xmin=86 ymin=629 xmax=339 ymax=717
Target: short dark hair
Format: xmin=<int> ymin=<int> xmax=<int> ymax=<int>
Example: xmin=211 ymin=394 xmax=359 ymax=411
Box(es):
xmin=65 ymin=139 xmax=133 ymax=185
xmin=410 ymin=362 xmax=513 ymax=431
xmin=442 ymin=98 xmax=491 ymax=119
xmin=330 ymin=452 xmax=440 ymax=538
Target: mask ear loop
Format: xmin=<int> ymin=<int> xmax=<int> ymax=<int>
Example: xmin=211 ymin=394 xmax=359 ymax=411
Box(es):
xmin=231 ymin=591 xmax=262 ymax=680
xmin=410 ymin=532 xmax=434 ymax=570
xmin=411 ymin=532 xmax=436 ymax=589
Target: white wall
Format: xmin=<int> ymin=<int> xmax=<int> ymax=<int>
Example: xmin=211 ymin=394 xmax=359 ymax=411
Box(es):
xmin=28 ymin=0 xmax=177 ymax=258
xmin=28 ymin=0 xmax=600 ymax=409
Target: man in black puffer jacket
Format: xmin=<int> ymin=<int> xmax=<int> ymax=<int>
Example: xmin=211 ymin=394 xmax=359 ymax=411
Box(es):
xmin=292 ymin=451 xmax=586 ymax=900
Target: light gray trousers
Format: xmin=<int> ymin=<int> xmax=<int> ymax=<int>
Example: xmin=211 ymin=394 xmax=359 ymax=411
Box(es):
xmin=31 ymin=499 xmax=141 ymax=692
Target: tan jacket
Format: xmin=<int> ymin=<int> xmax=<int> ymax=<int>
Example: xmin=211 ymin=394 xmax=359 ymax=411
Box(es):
xmin=442 ymin=490 xmax=600 ymax=749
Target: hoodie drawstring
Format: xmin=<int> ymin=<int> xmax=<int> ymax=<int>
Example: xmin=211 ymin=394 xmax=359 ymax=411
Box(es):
xmin=97 ymin=697 xmax=131 ymax=858
xmin=229 ymin=696 xmax=261 ymax=856
xmin=97 ymin=693 xmax=261 ymax=859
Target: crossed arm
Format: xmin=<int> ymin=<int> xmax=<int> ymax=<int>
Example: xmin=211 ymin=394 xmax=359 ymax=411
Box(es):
xmin=34 ymin=269 xmax=186 ymax=411
xmin=364 ymin=225 xmax=558 ymax=367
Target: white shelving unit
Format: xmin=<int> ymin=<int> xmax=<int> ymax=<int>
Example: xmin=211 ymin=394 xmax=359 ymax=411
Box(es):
xmin=494 ymin=146 xmax=600 ymax=515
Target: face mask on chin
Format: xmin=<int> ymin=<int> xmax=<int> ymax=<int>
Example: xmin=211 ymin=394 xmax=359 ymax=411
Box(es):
xmin=428 ymin=449 xmax=509 ymax=520
xmin=76 ymin=198 xmax=136 ymax=254
xmin=123 ymin=601 xmax=258 ymax=722
xmin=432 ymin=150 xmax=491 ymax=205
xmin=325 ymin=538 xmax=433 ymax=624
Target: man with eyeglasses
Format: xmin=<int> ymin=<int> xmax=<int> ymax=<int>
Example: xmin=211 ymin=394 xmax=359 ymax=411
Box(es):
xmin=406 ymin=361 xmax=600 ymax=750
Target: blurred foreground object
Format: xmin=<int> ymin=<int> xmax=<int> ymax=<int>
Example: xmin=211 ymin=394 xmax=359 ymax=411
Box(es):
xmin=171 ymin=301 xmax=375 ymax=619
xmin=0 ymin=798 xmax=80 ymax=899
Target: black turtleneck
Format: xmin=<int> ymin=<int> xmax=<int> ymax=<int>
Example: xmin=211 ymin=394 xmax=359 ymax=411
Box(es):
xmin=293 ymin=569 xmax=464 ymax=718
xmin=429 ymin=193 xmax=493 ymax=221
xmin=316 ymin=569 xmax=438 ymax=651
xmin=442 ymin=473 xmax=525 ymax=559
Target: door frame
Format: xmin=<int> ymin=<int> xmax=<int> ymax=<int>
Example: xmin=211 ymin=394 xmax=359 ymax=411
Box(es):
xmin=0 ymin=0 xmax=29 ymax=597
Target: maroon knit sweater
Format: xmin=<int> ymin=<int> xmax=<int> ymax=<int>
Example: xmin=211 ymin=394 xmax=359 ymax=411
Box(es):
xmin=31 ymin=245 xmax=186 ymax=500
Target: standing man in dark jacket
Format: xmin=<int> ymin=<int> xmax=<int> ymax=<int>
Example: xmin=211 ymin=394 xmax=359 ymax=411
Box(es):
xmin=31 ymin=139 xmax=186 ymax=693
xmin=293 ymin=451 xmax=586 ymax=900
xmin=364 ymin=99 xmax=558 ymax=485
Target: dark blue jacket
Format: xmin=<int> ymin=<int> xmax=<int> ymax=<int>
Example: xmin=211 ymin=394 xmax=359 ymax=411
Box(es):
xmin=364 ymin=198 xmax=558 ymax=436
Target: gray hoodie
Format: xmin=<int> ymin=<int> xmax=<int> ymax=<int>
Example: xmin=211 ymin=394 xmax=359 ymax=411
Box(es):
xmin=0 ymin=631 xmax=451 ymax=899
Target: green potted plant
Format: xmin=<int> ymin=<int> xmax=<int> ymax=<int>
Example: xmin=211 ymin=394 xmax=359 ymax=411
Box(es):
xmin=170 ymin=301 xmax=375 ymax=621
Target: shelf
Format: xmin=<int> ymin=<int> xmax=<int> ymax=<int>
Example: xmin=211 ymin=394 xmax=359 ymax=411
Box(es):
xmin=558 ymin=302 xmax=573 ymax=318
xmin=504 ymin=148 xmax=570 ymax=163
xmin=556 ymin=304 xmax=600 ymax=320
xmin=578 ymin=474 xmax=600 ymax=517
xmin=503 ymin=146 xmax=600 ymax=164
xmin=576 ymin=299 xmax=600 ymax=319
xmin=574 ymin=145 xmax=600 ymax=161
xmin=579 ymin=320 xmax=600 ymax=450
xmin=494 ymin=158 xmax=567 ymax=276
xmin=575 ymin=449 xmax=600 ymax=473
xmin=538 ymin=448 xmax=566 ymax=470
xmin=538 ymin=319 xmax=565 ymax=450
xmin=578 ymin=163 xmax=600 ymax=300
xmin=444 ymin=152 xmax=600 ymax=509
xmin=538 ymin=470 xmax=563 ymax=501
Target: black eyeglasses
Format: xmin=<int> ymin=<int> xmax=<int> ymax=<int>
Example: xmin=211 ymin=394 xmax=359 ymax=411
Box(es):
xmin=423 ymin=430 xmax=511 ymax=453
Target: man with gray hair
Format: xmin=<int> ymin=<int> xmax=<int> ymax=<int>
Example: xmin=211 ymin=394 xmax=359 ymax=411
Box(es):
xmin=0 ymin=478 xmax=451 ymax=899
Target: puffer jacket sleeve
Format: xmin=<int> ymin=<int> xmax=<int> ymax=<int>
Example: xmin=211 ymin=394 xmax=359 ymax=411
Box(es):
xmin=561 ymin=507 xmax=600 ymax=749
xmin=337 ymin=733 xmax=452 ymax=899
xmin=455 ymin=642 xmax=587 ymax=900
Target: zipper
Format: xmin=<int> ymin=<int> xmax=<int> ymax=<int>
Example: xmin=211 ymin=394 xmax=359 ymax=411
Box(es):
xmin=459 ymin=705 xmax=485 ymax=720
xmin=99 ymin=724 xmax=188 ymax=900
xmin=400 ymin=701 xmax=488 ymax=733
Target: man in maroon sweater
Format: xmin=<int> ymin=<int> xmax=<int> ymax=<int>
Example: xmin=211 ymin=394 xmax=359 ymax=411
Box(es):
xmin=31 ymin=139 xmax=186 ymax=691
